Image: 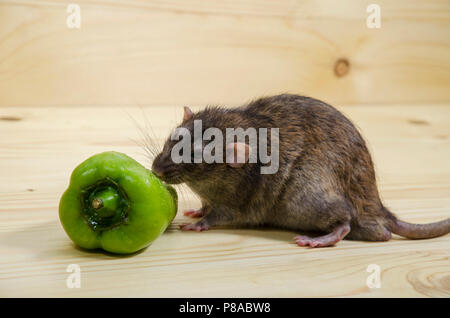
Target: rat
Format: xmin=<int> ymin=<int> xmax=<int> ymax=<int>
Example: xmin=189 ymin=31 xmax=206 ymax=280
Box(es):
xmin=151 ymin=94 xmax=450 ymax=247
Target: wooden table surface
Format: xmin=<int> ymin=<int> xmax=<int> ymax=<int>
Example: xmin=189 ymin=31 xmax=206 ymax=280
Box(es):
xmin=0 ymin=104 xmax=449 ymax=297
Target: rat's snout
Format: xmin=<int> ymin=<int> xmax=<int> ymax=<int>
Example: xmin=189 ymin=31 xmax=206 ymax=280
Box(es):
xmin=151 ymin=153 xmax=176 ymax=179
xmin=152 ymin=165 xmax=164 ymax=178
xmin=151 ymin=153 xmax=166 ymax=178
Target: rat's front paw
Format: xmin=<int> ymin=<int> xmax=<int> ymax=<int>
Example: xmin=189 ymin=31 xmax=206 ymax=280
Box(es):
xmin=180 ymin=220 xmax=210 ymax=232
xmin=183 ymin=208 xmax=206 ymax=218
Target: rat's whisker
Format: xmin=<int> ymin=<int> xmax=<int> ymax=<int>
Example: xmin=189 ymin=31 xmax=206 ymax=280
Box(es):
xmin=175 ymin=183 xmax=191 ymax=210
xmin=141 ymin=108 xmax=163 ymax=155
xmin=127 ymin=109 xmax=161 ymax=163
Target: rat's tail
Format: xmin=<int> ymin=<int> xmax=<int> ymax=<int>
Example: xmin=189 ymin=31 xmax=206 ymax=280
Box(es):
xmin=383 ymin=207 xmax=450 ymax=239
xmin=391 ymin=218 xmax=450 ymax=239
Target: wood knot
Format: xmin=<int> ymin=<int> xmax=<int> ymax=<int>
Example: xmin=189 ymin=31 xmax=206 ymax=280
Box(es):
xmin=334 ymin=58 xmax=350 ymax=77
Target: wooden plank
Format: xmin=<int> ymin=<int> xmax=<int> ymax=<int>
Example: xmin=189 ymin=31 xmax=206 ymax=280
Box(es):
xmin=0 ymin=104 xmax=449 ymax=297
xmin=0 ymin=0 xmax=449 ymax=107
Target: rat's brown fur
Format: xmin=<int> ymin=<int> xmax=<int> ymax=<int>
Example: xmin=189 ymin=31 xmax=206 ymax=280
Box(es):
xmin=152 ymin=94 xmax=450 ymax=246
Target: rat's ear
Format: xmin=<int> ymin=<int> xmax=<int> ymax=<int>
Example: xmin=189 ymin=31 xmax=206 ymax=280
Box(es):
xmin=226 ymin=142 xmax=251 ymax=168
xmin=183 ymin=106 xmax=193 ymax=121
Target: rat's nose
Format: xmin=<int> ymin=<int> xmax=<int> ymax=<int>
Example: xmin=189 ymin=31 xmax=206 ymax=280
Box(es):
xmin=152 ymin=166 xmax=164 ymax=178
xmin=151 ymin=161 xmax=165 ymax=178
xmin=151 ymin=154 xmax=165 ymax=178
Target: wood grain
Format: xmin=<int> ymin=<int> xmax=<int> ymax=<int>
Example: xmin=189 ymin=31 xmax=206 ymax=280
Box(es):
xmin=0 ymin=104 xmax=449 ymax=297
xmin=0 ymin=0 xmax=450 ymax=107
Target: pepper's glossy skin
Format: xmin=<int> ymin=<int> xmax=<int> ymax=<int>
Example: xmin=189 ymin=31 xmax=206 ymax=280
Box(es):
xmin=59 ymin=151 xmax=177 ymax=254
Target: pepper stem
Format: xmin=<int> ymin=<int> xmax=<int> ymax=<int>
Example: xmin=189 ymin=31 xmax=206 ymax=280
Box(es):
xmin=92 ymin=198 xmax=104 ymax=209
xmin=90 ymin=187 xmax=120 ymax=218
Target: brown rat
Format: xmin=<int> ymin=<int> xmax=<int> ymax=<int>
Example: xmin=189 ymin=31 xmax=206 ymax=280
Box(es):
xmin=151 ymin=94 xmax=450 ymax=247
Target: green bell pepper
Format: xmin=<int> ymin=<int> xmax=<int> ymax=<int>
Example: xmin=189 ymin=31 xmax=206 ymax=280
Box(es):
xmin=59 ymin=151 xmax=177 ymax=254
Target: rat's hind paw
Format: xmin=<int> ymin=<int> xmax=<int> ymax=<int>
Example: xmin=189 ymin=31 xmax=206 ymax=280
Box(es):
xmin=294 ymin=235 xmax=332 ymax=248
xmin=180 ymin=220 xmax=210 ymax=232
xmin=183 ymin=208 xmax=206 ymax=218
xmin=294 ymin=223 xmax=350 ymax=248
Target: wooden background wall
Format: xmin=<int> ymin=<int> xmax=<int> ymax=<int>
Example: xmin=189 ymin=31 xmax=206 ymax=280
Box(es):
xmin=0 ymin=0 xmax=449 ymax=108
xmin=1 ymin=1 xmax=450 ymax=298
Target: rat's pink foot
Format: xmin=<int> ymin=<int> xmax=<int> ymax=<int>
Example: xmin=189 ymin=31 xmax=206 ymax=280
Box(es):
xmin=180 ymin=220 xmax=210 ymax=232
xmin=183 ymin=208 xmax=206 ymax=218
xmin=294 ymin=224 xmax=350 ymax=248
xmin=294 ymin=235 xmax=333 ymax=247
